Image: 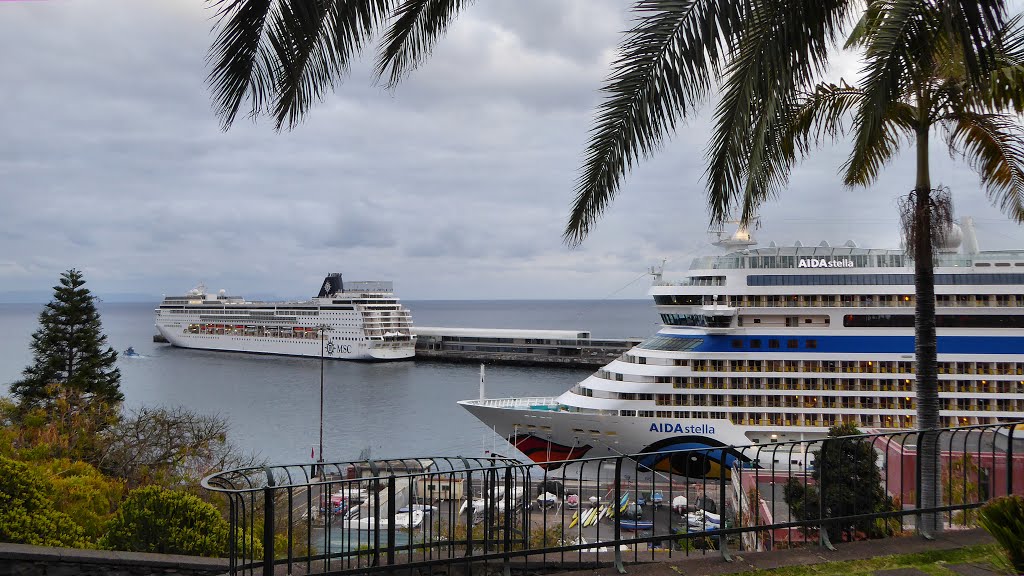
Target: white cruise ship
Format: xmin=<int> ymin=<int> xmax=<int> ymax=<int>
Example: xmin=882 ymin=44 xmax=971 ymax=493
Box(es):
xmin=154 ymin=273 xmax=415 ymax=361
xmin=460 ymin=220 xmax=1024 ymax=475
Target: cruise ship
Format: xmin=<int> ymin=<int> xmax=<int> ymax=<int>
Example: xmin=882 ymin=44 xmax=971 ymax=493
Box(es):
xmin=459 ymin=219 xmax=1024 ymax=475
xmin=154 ymin=273 xmax=416 ymax=361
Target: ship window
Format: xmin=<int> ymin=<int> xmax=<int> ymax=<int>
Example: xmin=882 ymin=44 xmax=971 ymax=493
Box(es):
xmin=750 ymin=339 xmax=761 ymax=349
xmin=806 ymin=340 xmax=818 ymax=349
xmin=638 ymin=336 xmax=704 ymax=352
xmin=787 ymin=339 xmax=798 ymax=349
xmin=769 ymin=339 xmax=780 ymax=349
xmin=731 ymin=339 xmax=743 ymax=349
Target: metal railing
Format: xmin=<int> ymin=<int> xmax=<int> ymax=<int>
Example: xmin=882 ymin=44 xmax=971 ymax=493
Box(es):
xmin=202 ymin=422 xmax=1022 ymax=575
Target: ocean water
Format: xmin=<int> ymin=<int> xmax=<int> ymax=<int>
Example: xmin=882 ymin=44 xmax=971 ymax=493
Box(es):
xmin=0 ymin=300 xmax=659 ymax=466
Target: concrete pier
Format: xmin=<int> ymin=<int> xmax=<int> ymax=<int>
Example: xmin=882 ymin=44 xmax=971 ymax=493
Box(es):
xmin=412 ymin=327 xmax=641 ymax=368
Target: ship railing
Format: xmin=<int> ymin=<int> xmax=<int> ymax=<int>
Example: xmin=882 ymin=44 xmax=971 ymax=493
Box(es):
xmin=203 ymin=421 xmax=1023 ymax=576
xmin=468 ymin=397 xmax=560 ymax=409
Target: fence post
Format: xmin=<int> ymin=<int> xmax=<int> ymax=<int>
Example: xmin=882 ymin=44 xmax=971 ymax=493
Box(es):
xmin=1007 ymin=423 xmax=1015 ymax=498
xmin=503 ymin=466 xmax=513 ymax=576
xmin=463 ymin=462 xmax=475 ymax=559
xmin=387 ymin=475 xmax=396 ymax=567
xmin=263 ymin=468 xmax=276 ymax=576
xmin=368 ymin=460 xmax=381 ymax=567
xmin=614 ymin=457 xmax=625 ymax=574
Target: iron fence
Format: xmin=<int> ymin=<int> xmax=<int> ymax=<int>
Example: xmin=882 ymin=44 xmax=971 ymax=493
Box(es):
xmin=202 ymin=421 xmax=1023 ymax=575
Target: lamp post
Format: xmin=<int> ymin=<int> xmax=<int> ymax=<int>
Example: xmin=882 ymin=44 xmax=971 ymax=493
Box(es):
xmin=317 ymin=324 xmax=328 ymax=476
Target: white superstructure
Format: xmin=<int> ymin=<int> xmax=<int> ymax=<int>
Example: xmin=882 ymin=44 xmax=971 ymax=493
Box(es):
xmin=460 ymin=222 xmax=1024 ymax=475
xmin=155 ymin=273 xmax=415 ymax=361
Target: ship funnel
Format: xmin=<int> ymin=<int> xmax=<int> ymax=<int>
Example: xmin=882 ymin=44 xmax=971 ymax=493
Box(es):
xmin=961 ymin=216 xmax=980 ymax=255
xmin=318 ymin=273 xmax=344 ymax=297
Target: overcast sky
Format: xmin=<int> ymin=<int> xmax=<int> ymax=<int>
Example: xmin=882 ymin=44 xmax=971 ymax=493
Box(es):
xmin=1 ymin=1 xmax=1022 ymax=302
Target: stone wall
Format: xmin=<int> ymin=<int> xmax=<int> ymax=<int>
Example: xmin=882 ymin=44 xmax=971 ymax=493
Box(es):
xmin=0 ymin=542 xmax=228 ymax=576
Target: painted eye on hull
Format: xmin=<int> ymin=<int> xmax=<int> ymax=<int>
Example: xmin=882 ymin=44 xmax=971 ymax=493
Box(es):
xmin=635 ymin=436 xmax=750 ymax=479
xmin=509 ymin=434 xmax=592 ymax=470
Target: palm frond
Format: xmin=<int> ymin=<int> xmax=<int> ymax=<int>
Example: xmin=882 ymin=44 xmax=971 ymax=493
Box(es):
xmin=704 ymin=0 xmax=854 ymax=226
xmin=935 ymin=0 xmax=1008 ymax=80
xmin=788 ymin=82 xmax=864 ymax=154
xmin=982 ymin=15 xmax=1024 ymax=113
xmin=207 ymin=0 xmax=394 ymax=131
xmin=848 ymin=0 xmax=931 ymax=186
xmin=844 ymin=2 xmax=884 ymax=50
xmin=375 ymin=0 xmax=471 ymax=89
xmin=843 ymin=102 xmax=916 ymax=186
xmin=266 ymin=0 xmax=393 ymax=130
xmin=945 ymin=112 xmax=1024 ymax=222
xmin=207 ymin=0 xmax=276 ymax=130
xmin=565 ymin=0 xmax=744 ymax=246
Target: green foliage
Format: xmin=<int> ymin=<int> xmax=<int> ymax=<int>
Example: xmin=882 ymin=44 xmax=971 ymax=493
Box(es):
xmin=9 ymin=269 xmax=122 ymax=411
xmin=978 ymin=495 xmax=1024 ymax=572
xmin=783 ymin=424 xmax=894 ymax=542
xmin=0 ymin=456 xmax=87 ymax=547
xmin=99 ymin=485 xmax=228 ymax=556
xmin=31 ymin=459 xmax=124 ymax=542
xmin=944 ymin=453 xmax=980 ymax=526
xmin=7 ymin=386 xmax=121 ymax=464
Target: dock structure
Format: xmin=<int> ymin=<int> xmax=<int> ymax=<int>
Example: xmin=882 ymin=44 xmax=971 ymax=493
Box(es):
xmin=412 ymin=327 xmax=641 ymax=368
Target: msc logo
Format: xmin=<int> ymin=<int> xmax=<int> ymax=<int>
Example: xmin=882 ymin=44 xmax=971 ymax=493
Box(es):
xmin=325 ymin=342 xmax=352 ymax=355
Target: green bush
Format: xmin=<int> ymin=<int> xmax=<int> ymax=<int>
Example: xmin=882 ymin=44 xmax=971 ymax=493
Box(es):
xmin=34 ymin=459 xmax=123 ymax=542
xmin=0 ymin=456 xmax=87 ymax=547
xmin=978 ymin=495 xmax=1024 ymax=573
xmin=99 ymin=485 xmax=228 ymax=556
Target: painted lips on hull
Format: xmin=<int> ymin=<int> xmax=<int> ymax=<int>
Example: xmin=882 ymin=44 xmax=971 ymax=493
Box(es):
xmin=510 ymin=434 xmax=593 ymax=470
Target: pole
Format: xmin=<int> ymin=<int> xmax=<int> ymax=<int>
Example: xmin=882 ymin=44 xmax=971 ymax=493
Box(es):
xmin=318 ymin=326 xmax=325 ymax=476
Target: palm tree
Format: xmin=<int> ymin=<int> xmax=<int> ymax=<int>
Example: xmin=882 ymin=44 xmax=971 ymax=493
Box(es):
xmin=774 ymin=14 xmax=1024 ymax=537
xmin=565 ymin=1 xmax=1024 ymax=538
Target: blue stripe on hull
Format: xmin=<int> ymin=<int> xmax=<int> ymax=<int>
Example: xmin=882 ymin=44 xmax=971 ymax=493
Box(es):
xmin=667 ymin=334 xmax=1024 ymax=355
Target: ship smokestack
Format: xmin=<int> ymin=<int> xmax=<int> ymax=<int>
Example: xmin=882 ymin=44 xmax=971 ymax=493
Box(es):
xmin=961 ymin=216 xmax=980 ymax=255
xmin=318 ymin=273 xmax=344 ymax=298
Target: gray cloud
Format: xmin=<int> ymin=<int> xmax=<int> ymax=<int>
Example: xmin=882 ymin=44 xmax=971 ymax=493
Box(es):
xmin=1 ymin=0 xmax=1022 ymax=303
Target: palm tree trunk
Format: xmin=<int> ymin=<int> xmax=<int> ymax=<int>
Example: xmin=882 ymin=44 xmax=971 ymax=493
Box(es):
xmin=914 ymin=126 xmax=942 ymax=537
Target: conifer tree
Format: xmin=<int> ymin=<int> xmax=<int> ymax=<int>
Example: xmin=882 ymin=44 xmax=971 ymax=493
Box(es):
xmin=9 ymin=269 xmax=123 ymax=409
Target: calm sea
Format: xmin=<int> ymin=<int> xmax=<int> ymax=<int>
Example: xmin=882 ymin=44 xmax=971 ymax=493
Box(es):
xmin=0 ymin=300 xmax=659 ymax=466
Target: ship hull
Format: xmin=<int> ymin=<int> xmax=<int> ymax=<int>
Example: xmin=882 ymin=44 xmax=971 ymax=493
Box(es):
xmin=459 ymin=400 xmax=826 ymax=474
xmin=155 ymin=323 xmax=414 ymax=361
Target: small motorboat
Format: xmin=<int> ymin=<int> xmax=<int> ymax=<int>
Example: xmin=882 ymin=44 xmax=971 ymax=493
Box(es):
xmin=399 ymin=504 xmax=436 ymax=514
xmin=672 ymin=495 xmax=688 ymax=514
xmin=619 ymin=519 xmax=654 ymax=531
xmin=651 ymin=491 xmax=665 ymax=508
xmin=122 ymin=347 xmax=141 ymax=357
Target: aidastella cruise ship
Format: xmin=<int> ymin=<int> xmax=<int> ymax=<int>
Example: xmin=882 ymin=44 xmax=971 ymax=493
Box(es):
xmin=155 ymin=273 xmax=415 ymax=361
xmin=460 ymin=219 xmax=1024 ymax=476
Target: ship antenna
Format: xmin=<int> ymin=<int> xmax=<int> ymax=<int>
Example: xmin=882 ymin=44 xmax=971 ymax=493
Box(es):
xmin=648 ymin=259 xmax=666 ymax=284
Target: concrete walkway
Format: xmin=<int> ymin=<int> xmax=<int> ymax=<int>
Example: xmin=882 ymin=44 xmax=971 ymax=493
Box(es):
xmin=556 ymin=529 xmax=996 ymax=576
